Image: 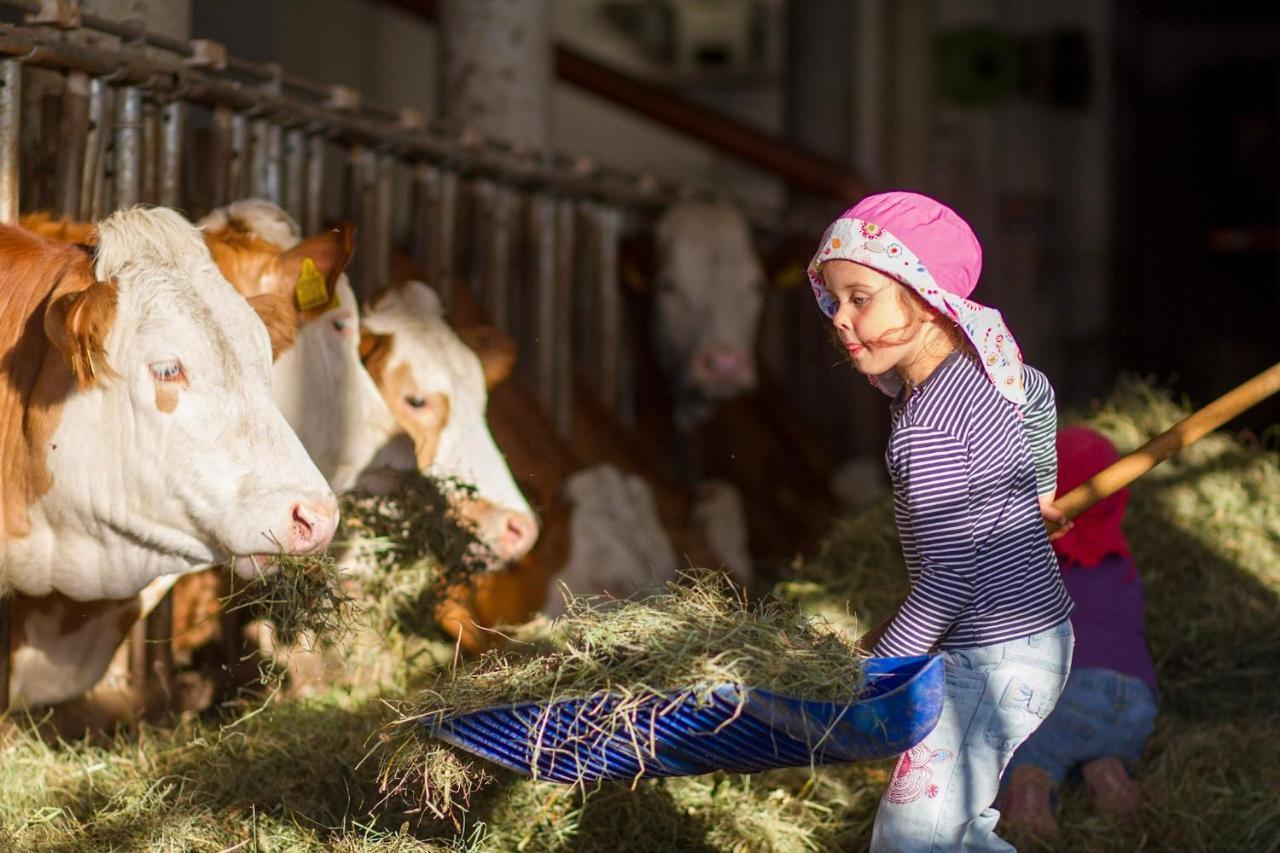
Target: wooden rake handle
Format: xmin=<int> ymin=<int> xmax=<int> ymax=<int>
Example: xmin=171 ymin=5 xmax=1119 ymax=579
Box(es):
xmin=1051 ymin=362 xmax=1280 ymax=523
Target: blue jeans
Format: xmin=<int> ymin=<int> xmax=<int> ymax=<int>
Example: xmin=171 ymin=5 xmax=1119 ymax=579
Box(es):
xmin=1001 ymin=667 xmax=1157 ymax=787
xmin=871 ymin=621 xmax=1074 ymax=853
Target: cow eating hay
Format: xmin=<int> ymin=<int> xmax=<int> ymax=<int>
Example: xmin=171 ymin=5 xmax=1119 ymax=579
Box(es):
xmin=377 ymin=574 xmax=866 ymax=818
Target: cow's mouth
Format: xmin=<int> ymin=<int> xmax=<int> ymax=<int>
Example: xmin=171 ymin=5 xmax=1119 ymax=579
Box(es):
xmin=230 ymin=553 xmax=279 ymax=580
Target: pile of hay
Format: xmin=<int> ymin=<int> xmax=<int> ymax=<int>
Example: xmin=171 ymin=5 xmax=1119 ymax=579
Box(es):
xmin=379 ymin=574 xmax=866 ymax=818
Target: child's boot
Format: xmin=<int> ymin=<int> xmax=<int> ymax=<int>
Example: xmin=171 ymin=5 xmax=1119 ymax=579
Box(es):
xmin=1082 ymin=756 xmax=1142 ymax=818
xmin=1000 ymin=764 xmax=1058 ymax=837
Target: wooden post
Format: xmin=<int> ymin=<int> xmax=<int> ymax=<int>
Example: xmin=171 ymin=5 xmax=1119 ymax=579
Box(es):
xmin=54 ymin=71 xmax=90 ymax=217
xmin=0 ymin=59 xmax=21 ymax=224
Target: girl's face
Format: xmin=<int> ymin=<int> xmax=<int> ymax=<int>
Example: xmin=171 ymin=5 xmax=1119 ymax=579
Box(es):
xmin=821 ymin=259 xmax=928 ymax=378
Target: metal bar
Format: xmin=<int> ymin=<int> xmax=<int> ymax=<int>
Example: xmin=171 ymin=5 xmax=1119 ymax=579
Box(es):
xmin=552 ymin=197 xmax=575 ymax=437
xmin=140 ymin=97 xmax=159 ymax=203
xmin=487 ymin=183 xmax=513 ymax=331
xmin=304 ymin=133 xmax=324 ymax=235
xmin=248 ymin=116 xmax=267 ymax=198
xmin=113 ymin=85 xmax=142 ymax=208
xmin=409 ymin=161 xmax=433 ymax=270
xmin=248 ymin=116 xmax=283 ymax=202
xmin=227 ymin=110 xmax=247 ymax=201
xmin=434 ymin=167 xmax=458 ymax=310
xmin=595 ymin=204 xmax=623 ymax=415
xmin=0 ymin=58 xmax=20 ymax=223
xmin=159 ymin=99 xmax=183 ymax=208
xmin=283 ymin=126 xmax=304 ymax=222
xmin=78 ymin=76 xmax=109 ymax=220
xmin=369 ymin=152 xmax=394 ymax=298
xmin=208 ymin=104 xmax=232 ymax=208
xmin=531 ymin=193 xmax=557 ymax=414
xmin=54 ymin=70 xmax=89 ymax=217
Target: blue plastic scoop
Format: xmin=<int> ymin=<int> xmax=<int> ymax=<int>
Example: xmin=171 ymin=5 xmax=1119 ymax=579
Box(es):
xmin=423 ymin=655 xmax=944 ymax=783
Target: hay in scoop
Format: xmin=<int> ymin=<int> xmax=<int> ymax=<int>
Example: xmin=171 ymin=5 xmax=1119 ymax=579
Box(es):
xmin=378 ymin=573 xmax=866 ymax=817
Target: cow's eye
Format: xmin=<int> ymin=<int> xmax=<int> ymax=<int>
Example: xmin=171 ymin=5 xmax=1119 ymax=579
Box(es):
xmin=149 ymin=360 xmax=185 ymax=382
xmin=332 ymin=318 xmax=347 ymax=333
xmin=404 ymin=394 xmax=428 ymax=410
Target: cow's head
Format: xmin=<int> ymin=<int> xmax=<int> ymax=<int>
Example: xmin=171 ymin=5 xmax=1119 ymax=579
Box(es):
xmin=650 ymin=201 xmax=765 ymax=421
xmin=198 ymin=200 xmax=388 ymax=493
xmin=35 ymin=207 xmax=337 ymax=597
xmin=358 ymin=281 xmax=538 ymax=563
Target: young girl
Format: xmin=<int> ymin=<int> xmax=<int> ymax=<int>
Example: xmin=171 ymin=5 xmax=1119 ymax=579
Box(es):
xmin=807 ymin=191 xmax=1075 ymax=851
xmin=999 ymin=426 xmax=1158 ymax=836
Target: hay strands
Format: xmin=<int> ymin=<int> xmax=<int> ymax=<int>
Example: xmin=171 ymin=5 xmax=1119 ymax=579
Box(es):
xmin=424 ymin=654 xmax=943 ymax=783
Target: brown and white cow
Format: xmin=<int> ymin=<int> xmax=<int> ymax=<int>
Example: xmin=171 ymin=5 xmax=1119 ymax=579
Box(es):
xmin=8 ymin=205 xmax=355 ymax=711
xmin=0 ymin=207 xmax=337 ymax=602
xmin=357 ymin=281 xmax=538 ymax=562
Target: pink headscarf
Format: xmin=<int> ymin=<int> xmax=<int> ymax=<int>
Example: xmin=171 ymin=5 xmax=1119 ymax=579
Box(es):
xmin=807 ymin=191 xmax=1027 ymax=405
xmin=1053 ymin=426 xmax=1133 ymax=573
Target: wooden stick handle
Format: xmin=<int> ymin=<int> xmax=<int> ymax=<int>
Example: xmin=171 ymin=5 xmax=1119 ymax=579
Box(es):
xmin=1052 ymin=362 xmax=1280 ymax=522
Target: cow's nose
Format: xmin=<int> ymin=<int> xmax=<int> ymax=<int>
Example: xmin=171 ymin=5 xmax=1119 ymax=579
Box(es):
xmin=695 ymin=347 xmax=750 ymax=382
xmin=289 ymin=494 xmax=339 ymax=554
xmin=496 ymin=511 xmax=539 ymax=560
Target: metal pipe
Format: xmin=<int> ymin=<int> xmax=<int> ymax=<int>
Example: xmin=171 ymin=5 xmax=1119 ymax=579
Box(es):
xmin=226 ymin=109 xmax=246 ymax=201
xmin=54 ymin=70 xmax=89 ymax=217
xmin=434 ymin=167 xmax=458 ymax=310
xmin=594 ymin=204 xmax=623 ymax=415
xmin=530 ymin=193 xmax=557 ymax=415
xmin=140 ymin=97 xmax=159 ymax=203
xmin=486 ymin=182 xmax=513 ymax=331
xmin=283 ymin=126 xmax=304 ymax=222
xmin=159 ymin=99 xmax=183 ymax=208
xmin=552 ymin=197 xmax=575 ymax=437
xmin=369 ymin=152 xmax=393 ymax=298
xmin=85 ymin=79 xmax=113 ymax=220
xmin=113 ymin=84 xmax=142 ymax=208
xmin=0 ymin=58 xmax=20 ymax=223
xmin=207 ymin=104 xmax=232 ymax=208
xmin=304 ymin=132 xmax=324 ymax=235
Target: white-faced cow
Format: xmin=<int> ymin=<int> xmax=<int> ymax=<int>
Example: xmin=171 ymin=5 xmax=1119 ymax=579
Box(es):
xmin=651 ymin=200 xmax=766 ymax=428
xmin=0 ymin=207 xmax=337 ymax=601
xmin=358 ymin=281 xmax=538 ymax=563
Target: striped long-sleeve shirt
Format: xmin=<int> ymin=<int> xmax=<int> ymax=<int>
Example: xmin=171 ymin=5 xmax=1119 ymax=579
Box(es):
xmin=873 ymin=350 xmax=1074 ymax=657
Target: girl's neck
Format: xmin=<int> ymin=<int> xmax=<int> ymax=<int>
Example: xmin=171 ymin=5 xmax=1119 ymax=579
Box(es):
xmin=894 ymin=331 xmax=958 ymax=392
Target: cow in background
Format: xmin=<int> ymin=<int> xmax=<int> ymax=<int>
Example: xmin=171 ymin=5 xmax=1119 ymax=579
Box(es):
xmin=618 ymin=200 xmax=837 ymax=563
xmin=647 ymin=200 xmax=766 ymax=429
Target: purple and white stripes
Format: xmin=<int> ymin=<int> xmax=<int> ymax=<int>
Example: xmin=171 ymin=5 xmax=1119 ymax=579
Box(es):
xmin=873 ymin=351 xmax=1073 ymax=657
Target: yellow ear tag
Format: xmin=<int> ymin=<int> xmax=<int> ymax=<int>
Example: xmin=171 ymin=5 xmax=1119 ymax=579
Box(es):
xmin=294 ymin=258 xmax=329 ymax=310
xmin=774 ymin=262 xmax=806 ymax=290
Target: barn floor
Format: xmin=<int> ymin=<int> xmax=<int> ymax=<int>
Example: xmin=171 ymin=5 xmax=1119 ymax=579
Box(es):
xmin=0 ymin=378 xmax=1276 ymax=852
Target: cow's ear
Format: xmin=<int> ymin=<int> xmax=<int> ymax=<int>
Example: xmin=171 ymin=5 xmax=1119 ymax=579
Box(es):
xmin=44 ymin=279 xmax=119 ymax=389
xmin=245 ymin=292 xmax=300 ymax=360
xmin=270 ymin=222 xmax=356 ymax=312
xmin=358 ymin=326 xmax=394 ymax=383
xmin=456 ymin=324 xmax=517 ymax=390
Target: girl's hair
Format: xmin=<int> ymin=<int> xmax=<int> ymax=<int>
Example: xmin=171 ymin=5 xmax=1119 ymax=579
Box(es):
xmin=872 ymin=284 xmax=968 ymax=354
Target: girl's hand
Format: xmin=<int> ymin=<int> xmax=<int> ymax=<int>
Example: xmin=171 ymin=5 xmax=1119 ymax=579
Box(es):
xmin=1039 ymin=494 xmax=1072 ymax=540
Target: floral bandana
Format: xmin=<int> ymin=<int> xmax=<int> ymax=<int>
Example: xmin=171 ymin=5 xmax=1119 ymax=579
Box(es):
xmin=807 ymin=191 xmax=1027 ymax=406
